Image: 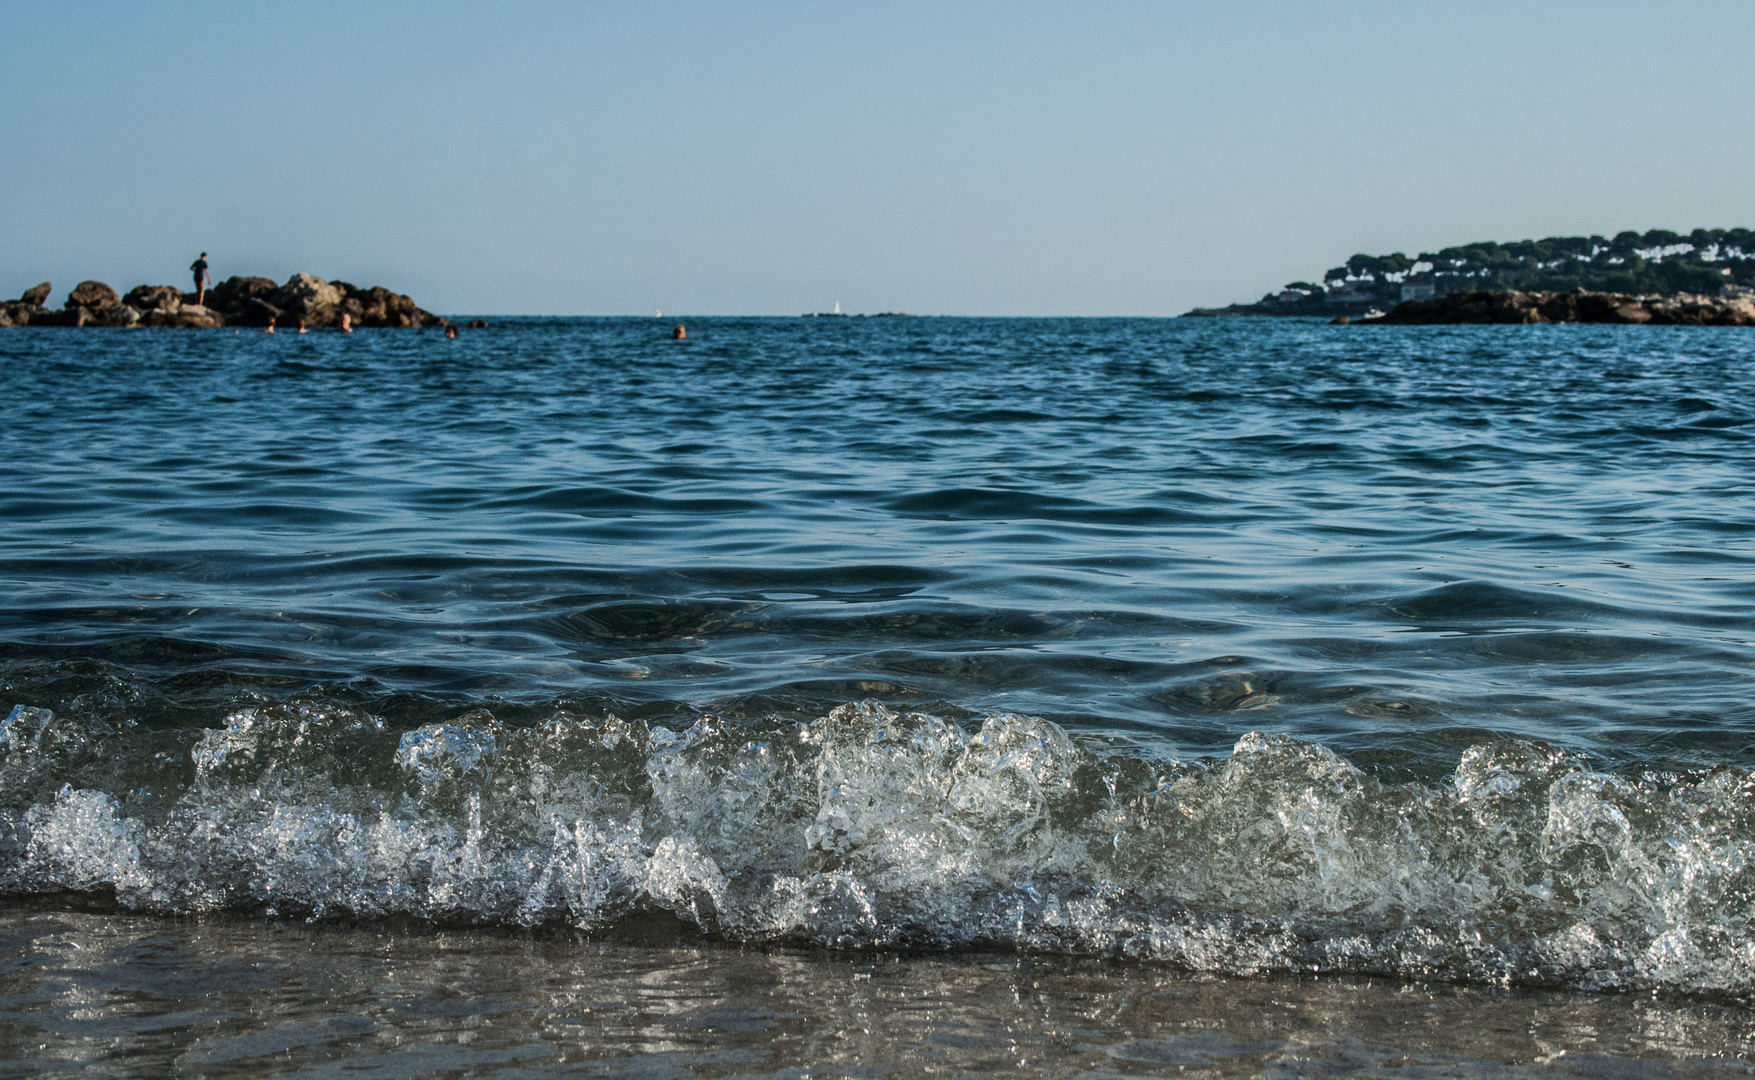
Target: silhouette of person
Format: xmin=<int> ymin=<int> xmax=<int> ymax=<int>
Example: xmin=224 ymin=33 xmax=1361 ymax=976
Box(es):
xmin=297 ymin=317 xmax=307 ymax=334
xmin=263 ymin=318 xmax=275 ymax=334
xmin=190 ymin=253 xmax=210 ymax=305
xmin=672 ymin=324 xmax=687 ymax=339
xmin=339 ymin=313 xmax=353 ymax=334
xmin=444 ymin=324 xmax=458 ymax=339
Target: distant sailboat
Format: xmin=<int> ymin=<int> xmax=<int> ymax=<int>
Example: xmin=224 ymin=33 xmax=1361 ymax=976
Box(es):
xmin=834 ymin=301 xmax=841 ymax=315
xmin=655 ymin=308 xmax=662 ymax=318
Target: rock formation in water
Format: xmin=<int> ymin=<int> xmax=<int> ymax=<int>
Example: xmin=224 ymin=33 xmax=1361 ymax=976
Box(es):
xmin=0 ymin=282 xmax=57 ymax=328
xmin=196 ymin=273 xmax=444 ymax=329
xmin=0 ymin=274 xmax=446 ymax=329
xmin=1360 ymin=289 xmax=1755 ymax=326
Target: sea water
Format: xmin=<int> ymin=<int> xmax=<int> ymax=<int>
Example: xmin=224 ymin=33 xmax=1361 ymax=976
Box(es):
xmin=1 ymin=316 xmax=1753 ymax=1075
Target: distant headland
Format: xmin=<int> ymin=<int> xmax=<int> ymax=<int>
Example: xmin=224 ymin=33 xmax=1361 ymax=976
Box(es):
xmin=0 ymin=274 xmax=445 ymax=329
xmin=1184 ymin=228 xmax=1755 ymax=321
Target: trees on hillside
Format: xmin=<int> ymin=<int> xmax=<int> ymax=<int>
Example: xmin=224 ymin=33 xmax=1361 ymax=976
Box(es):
xmin=1310 ymin=228 xmax=1754 ymax=300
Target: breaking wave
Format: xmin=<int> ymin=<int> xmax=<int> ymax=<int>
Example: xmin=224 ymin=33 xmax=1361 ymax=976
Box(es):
xmin=4 ymin=699 xmax=1755 ymax=998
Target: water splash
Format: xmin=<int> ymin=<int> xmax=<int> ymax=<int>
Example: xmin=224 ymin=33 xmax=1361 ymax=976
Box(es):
xmin=4 ymin=700 xmax=1755 ymax=997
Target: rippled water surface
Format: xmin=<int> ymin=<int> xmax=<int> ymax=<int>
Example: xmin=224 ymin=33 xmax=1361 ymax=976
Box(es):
xmin=1 ymin=317 xmax=1753 ymax=1069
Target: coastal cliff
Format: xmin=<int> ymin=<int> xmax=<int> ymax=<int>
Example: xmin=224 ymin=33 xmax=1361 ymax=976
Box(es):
xmin=1361 ymin=288 xmax=1755 ymax=326
xmin=0 ymin=274 xmax=445 ymax=329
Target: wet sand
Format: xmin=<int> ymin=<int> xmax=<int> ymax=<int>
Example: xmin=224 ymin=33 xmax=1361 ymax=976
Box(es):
xmin=3 ymin=907 xmax=1752 ymax=1078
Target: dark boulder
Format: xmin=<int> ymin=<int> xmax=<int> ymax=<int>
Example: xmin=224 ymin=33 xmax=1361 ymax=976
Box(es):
xmin=19 ymin=282 xmax=51 ymax=307
xmin=1536 ymin=292 xmax=1580 ymax=322
xmin=245 ymin=297 xmax=284 ymax=326
xmin=65 ymin=281 xmax=120 ymax=311
xmin=340 ymin=284 xmax=444 ymax=328
xmin=205 ymin=276 xmax=280 ymax=319
xmin=467 ymin=319 xmax=488 ymax=328
xmin=1572 ymin=293 xmax=1620 ymax=322
xmin=124 ymin=284 xmax=184 ymax=312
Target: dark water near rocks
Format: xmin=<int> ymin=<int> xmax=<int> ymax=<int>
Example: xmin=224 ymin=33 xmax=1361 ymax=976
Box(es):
xmin=2 ymin=317 xmax=1753 ymax=1074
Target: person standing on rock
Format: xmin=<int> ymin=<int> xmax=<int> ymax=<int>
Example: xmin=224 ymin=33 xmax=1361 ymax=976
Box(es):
xmin=190 ymin=253 xmax=211 ymax=306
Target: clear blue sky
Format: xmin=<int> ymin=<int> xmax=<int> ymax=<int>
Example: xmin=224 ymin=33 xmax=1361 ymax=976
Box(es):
xmin=5 ymin=1 xmax=1753 ymax=315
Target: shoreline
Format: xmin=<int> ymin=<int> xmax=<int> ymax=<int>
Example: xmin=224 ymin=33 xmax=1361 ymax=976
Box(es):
xmin=1184 ymin=288 xmax=1755 ymax=326
xmin=1357 ymin=287 xmax=1755 ymax=325
xmin=9 ymin=908 xmax=1753 ymax=1076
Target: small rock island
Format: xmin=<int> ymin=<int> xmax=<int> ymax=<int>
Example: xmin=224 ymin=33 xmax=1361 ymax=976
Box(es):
xmin=0 ymin=274 xmax=445 ymax=329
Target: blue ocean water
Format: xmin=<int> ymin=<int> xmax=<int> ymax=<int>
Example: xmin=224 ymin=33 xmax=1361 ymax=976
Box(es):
xmin=2 ymin=317 xmax=1754 ymax=1005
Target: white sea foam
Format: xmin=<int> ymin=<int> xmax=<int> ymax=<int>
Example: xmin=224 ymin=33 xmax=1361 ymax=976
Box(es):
xmin=4 ymin=700 xmax=1755 ymax=996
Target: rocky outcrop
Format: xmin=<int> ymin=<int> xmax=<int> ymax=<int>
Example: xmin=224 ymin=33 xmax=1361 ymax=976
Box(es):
xmin=205 ymin=276 xmax=278 ymax=322
xmin=1363 ymin=289 xmax=1755 ymax=326
xmin=335 ymin=282 xmax=444 ymax=328
xmin=32 ymin=280 xmax=146 ymax=327
xmin=123 ymin=285 xmax=186 ymax=312
xmin=65 ymin=280 xmax=121 ymax=312
xmin=0 ymin=300 xmax=46 ymax=326
xmin=201 ymin=273 xmax=444 ymax=328
xmin=4 ymin=272 xmax=446 ymax=330
xmin=72 ymin=284 xmax=220 ymax=327
xmin=272 ymin=273 xmax=344 ymax=325
xmin=41 ymin=304 xmax=138 ymax=328
xmin=141 ymin=304 xmax=223 ymax=329
xmin=22 ymin=278 xmax=137 ymax=326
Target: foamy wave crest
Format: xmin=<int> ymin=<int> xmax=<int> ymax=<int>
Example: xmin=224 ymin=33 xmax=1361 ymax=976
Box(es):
xmin=3 ymin=700 xmax=1754 ymax=996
